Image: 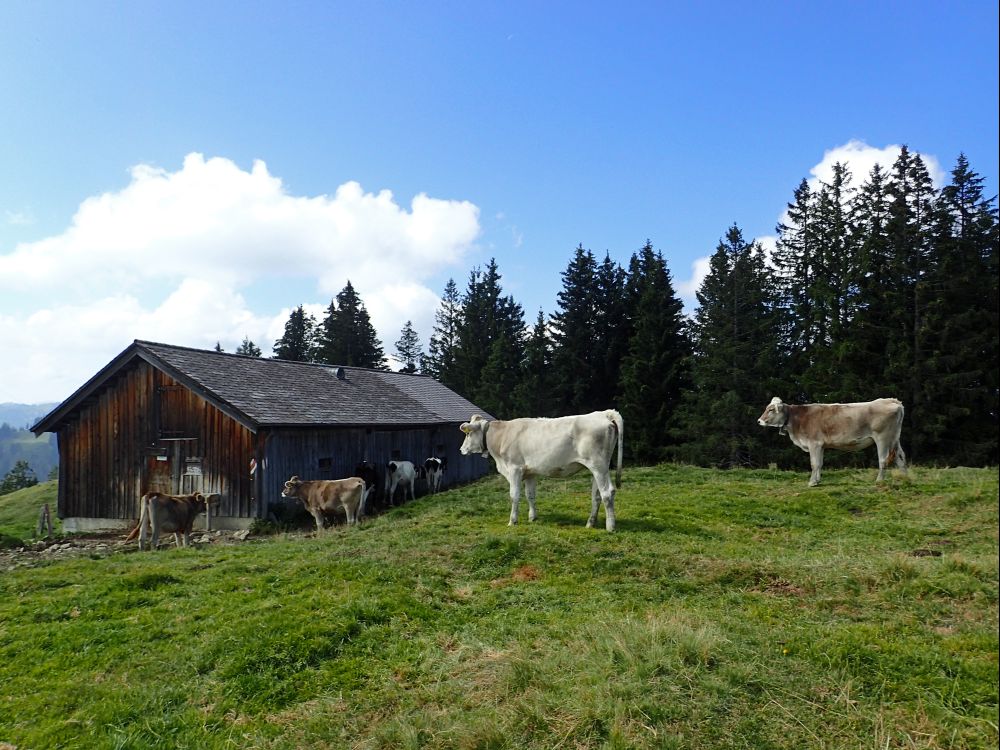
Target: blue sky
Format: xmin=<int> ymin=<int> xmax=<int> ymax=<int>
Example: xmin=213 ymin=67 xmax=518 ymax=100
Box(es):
xmin=1 ymin=1 xmax=997 ymax=403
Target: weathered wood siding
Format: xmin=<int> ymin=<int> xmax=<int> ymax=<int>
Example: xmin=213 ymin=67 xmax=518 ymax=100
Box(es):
xmin=261 ymin=424 xmax=488 ymax=509
xmin=57 ymin=362 xmax=256 ymax=520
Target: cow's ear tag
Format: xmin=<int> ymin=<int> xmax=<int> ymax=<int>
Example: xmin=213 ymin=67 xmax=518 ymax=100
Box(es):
xmin=460 ymin=424 xmax=471 ymax=434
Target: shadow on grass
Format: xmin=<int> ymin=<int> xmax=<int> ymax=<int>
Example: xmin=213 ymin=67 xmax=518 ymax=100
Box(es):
xmin=523 ymin=510 xmax=672 ymax=534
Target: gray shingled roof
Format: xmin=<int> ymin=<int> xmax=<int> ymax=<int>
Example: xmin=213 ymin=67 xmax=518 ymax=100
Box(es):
xmin=33 ymin=340 xmax=491 ymax=434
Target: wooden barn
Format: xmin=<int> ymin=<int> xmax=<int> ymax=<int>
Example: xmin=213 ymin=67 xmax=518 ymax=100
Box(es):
xmin=31 ymin=340 xmax=493 ymax=531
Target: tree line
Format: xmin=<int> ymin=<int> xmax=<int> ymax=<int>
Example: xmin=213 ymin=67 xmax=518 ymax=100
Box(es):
xmin=234 ymin=148 xmax=998 ymax=468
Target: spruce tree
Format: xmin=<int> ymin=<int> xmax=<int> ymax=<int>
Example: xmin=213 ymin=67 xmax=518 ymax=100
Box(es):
xmin=315 ymin=281 xmax=387 ymax=369
xmin=423 ymin=279 xmax=463 ymax=388
xmin=273 ymin=305 xmax=318 ymax=362
xmin=883 ymin=146 xmax=937 ymax=460
xmin=772 ymin=178 xmax=818 ymax=399
xmin=677 ymin=226 xmax=784 ymax=468
xmin=619 ymin=240 xmax=691 ymax=463
xmin=920 ymin=154 xmax=999 ymax=463
xmin=807 ymin=162 xmax=856 ymax=400
xmin=475 ymin=332 xmax=523 ymax=419
xmin=394 ymin=320 xmax=422 ymax=374
xmin=454 ymin=259 xmax=525 ymax=402
xmin=594 ymin=252 xmax=630 ymax=410
xmin=235 ymin=336 xmax=262 ymax=357
xmin=0 ymin=459 xmax=38 ymax=495
xmin=550 ymin=245 xmax=599 ymax=412
xmin=512 ymin=309 xmax=558 ymax=417
xmin=841 ymin=163 xmax=894 ymax=398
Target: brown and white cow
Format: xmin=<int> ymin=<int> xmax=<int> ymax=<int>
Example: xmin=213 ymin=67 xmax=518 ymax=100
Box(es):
xmin=136 ymin=491 xmax=220 ymax=550
xmin=282 ymin=475 xmax=365 ymax=531
xmin=757 ymin=397 xmax=907 ymax=486
xmin=460 ymin=410 xmax=624 ymax=532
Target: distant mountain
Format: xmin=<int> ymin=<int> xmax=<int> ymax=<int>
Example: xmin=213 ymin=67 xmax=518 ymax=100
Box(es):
xmin=0 ymin=403 xmax=58 ymax=431
xmin=0 ymin=404 xmax=60 ymax=480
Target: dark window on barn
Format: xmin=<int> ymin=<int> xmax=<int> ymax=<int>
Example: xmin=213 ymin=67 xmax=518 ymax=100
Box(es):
xmin=391 ymin=449 xmax=401 ymax=460
xmin=435 ymin=444 xmax=446 ymax=455
xmin=318 ymin=457 xmax=333 ymax=471
xmin=156 ymin=386 xmax=197 ymax=440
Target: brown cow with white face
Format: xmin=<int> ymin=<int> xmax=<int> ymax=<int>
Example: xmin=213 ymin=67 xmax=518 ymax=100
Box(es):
xmin=281 ymin=475 xmax=365 ymax=531
xmin=758 ymin=397 xmax=907 ymax=486
xmin=137 ymin=491 xmax=220 ymax=550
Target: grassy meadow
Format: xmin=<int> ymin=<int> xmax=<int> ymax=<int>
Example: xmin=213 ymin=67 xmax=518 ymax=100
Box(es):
xmin=0 ymin=465 xmax=997 ymax=749
xmin=0 ymin=479 xmax=59 ymax=546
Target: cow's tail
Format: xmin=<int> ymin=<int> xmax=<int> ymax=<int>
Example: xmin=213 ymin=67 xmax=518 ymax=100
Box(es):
xmin=607 ymin=410 xmax=624 ymax=486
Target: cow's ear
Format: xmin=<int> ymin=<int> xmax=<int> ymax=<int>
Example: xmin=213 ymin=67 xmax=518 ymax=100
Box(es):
xmin=770 ymin=397 xmax=783 ymax=406
xmin=460 ymin=423 xmax=471 ymax=434
xmin=289 ymin=475 xmax=299 ymax=482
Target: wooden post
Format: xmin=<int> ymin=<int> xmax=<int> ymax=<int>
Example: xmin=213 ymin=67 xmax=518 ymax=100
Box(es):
xmin=36 ymin=503 xmax=53 ymax=538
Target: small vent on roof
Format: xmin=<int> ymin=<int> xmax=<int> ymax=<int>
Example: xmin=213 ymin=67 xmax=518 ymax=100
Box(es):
xmin=335 ymin=367 xmax=346 ymax=380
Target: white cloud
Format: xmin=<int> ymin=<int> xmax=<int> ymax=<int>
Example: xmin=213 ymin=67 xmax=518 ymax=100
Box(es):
xmin=5 ymin=209 xmax=34 ymax=226
xmin=677 ymin=255 xmax=711 ymax=313
xmin=0 ymin=153 xmax=481 ymax=402
xmin=807 ymin=139 xmax=945 ymax=192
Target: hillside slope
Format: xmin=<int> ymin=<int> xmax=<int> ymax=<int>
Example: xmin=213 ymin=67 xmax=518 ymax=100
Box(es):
xmin=0 ymin=479 xmax=58 ymax=545
xmin=0 ymin=465 xmax=997 ymax=749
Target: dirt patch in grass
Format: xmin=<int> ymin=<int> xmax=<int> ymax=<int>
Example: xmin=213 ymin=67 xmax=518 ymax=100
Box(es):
xmin=491 ymin=564 xmax=541 ymax=587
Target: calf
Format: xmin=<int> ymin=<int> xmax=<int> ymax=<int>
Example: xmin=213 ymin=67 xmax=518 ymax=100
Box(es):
xmin=282 ymin=475 xmax=365 ymax=531
xmin=460 ymin=410 xmax=624 ymax=532
xmin=758 ymin=397 xmax=907 ymax=486
xmin=386 ymin=460 xmax=417 ymax=505
xmin=354 ymin=460 xmax=378 ymax=516
xmin=423 ymin=456 xmax=448 ymax=494
xmin=136 ymin=491 xmax=219 ymax=550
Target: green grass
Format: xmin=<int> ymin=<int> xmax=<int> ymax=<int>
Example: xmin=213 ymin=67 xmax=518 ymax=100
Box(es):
xmin=0 ymin=465 xmax=997 ymax=749
xmin=0 ymin=479 xmax=59 ymax=545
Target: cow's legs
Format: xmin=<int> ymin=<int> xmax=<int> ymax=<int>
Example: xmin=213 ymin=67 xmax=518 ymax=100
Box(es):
xmin=894 ymin=442 xmax=908 ymax=473
xmin=587 ymin=477 xmax=600 ymax=528
xmin=874 ymin=436 xmax=891 ymax=482
xmin=311 ymin=510 xmax=325 ymax=533
xmin=524 ymin=477 xmax=538 ymax=522
xmin=408 ymin=480 xmax=416 ymax=503
xmin=507 ymin=469 xmax=523 ymax=525
xmin=808 ymin=445 xmax=824 ymax=486
xmin=587 ymin=472 xmax=616 ymax=532
xmin=875 ymin=437 xmax=908 ymax=482
xmin=344 ymin=503 xmax=357 ymax=526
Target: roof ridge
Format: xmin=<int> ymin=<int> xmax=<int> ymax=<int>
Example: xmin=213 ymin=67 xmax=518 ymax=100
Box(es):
xmin=136 ymin=339 xmax=424 ymax=375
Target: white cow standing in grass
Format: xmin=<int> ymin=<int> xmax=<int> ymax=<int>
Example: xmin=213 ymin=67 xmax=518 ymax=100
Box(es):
xmin=459 ymin=410 xmax=624 ymax=532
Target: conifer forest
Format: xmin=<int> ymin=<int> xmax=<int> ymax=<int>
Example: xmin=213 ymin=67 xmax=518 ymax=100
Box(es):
xmin=268 ymin=149 xmax=998 ymax=469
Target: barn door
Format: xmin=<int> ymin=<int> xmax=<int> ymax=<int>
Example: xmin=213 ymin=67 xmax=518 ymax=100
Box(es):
xmin=144 ymin=441 xmax=200 ymax=495
xmin=145 ymin=451 xmax=173 ymax=494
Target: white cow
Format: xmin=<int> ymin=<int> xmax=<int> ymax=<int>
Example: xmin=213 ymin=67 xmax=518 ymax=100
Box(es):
xmin=460 ymin=410 xmax=624 ymax=532
xmin=386 ymin=460 xmax=418 ymax=505
xmin=758 ymin=397 xmax=907 ymax=486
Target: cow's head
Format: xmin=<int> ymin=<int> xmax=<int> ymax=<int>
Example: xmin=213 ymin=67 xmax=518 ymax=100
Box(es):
xmin=194 ymin=492 xmax=221 ymax=511
xmin=459 ymin=415 xmax=490 ymax=457
xmin=281 ymin=476 xmax=303 ymax=498
xmin=758 ymin=397 xmax=788 ymax=428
